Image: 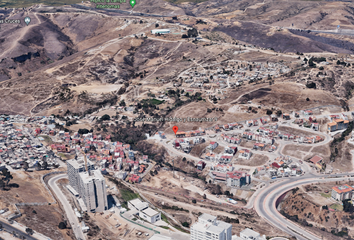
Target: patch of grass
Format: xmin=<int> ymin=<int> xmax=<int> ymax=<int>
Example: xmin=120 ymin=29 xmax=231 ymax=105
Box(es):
xmin=38 ymin=135 xmax=52 ymax=144
xmin=57 ymin=153 xmax=73 ymax=160
xmin=320 ymin=192 xmax=331 ymax=198
xmin=160 ymin=226 xmax=170 ymax=229
xmin=119 ymin=189 xmax=139 ymax=202
xmin=173 ymin=225 xmax=190 ymax=233
xmin=330 ymin=203 xmax=343 ymax=211
xmin=161 ymin=213 xmax=169 ymax=224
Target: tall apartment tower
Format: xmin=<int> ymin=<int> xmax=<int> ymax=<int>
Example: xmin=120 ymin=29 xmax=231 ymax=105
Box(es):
xmin=191 ymin=213 xmax=232 ymax=240
xmin=67 ymin=156 xmax=95 ymax=193
xmin=78 ymin=170 xmax=108 ymax=213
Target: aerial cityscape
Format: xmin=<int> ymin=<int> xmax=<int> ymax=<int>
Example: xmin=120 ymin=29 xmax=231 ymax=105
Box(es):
xmin=1 ymin=0 xmax=354 ymax=240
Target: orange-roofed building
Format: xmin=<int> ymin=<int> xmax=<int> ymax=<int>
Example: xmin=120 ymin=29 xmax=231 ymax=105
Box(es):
xmin=328 ymin=118 xmax=349 ymax=132
xmin=331 ymin=184 xmax=354 ymax=201
xmin=176 ymin=131 xmax=186 ymax=138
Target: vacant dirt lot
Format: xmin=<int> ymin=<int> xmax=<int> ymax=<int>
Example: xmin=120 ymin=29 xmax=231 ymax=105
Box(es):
xmin=235 ymin=153 xmax=269 ymax=166
xmin=0 ymin=171 xmax=71 ymax=240
xmin=282 ymin=144 xmax=312 ymax=159
xmin=237 ymin=83 xmax=341 ymax=111
xmin=312 ymin=144 xmax=331 ymax=156
xmin=278 ymin=126 xmax=325 ymax=138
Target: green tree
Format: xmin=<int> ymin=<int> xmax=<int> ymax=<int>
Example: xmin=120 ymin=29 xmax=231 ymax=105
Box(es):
xmin=182 ymin=222 xmax=190 ymax=227
xmin=101 ymin=114 xmax=110 ymax=121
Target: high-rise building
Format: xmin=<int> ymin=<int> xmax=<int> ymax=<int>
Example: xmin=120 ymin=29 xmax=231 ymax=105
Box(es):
xmin=78 ymin=170 xmax=108 ymax=213
xmin=191 ymin=213 xmax=232 ymax=240
xmin=67 ymin=156 xmax=107 ymax=212
xmin=67 ymin=157 xmax=95 ymax=192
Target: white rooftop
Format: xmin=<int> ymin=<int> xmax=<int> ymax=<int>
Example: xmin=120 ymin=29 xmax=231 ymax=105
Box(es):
xmin=129 ymin=198 xmax=149 ymax=211
xmin=67 ymin=156 xmax=94 ymax=170
xmin=142 ymin=207 xmax=159 ymax=217
xmin=240 ymin=228 xmax=261 ymax=238
xmin=79 ymin=169 xmax=104 ymax=184
xmin=148 ymin=235 xmax=172 ymax=240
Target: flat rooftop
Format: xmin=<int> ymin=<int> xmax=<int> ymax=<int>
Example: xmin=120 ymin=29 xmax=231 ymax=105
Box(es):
xmin=79 ymin=169 xmax=104 ymax=183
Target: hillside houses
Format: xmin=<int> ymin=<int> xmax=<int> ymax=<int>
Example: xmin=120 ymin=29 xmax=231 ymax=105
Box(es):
xmin=0 ymin=118 xmax=60 ymax=170
xmin=221 ymin=134 xmax=241 ymax=144
xmin=238 ymin=149 xmax=252 ymax=159
xmin=209 ymin=170 xmax=251 ymax=188
xmin=266 ymin=156 xmax=303 ymax=178
xmin=175 ymin=129 xmax=206 ymax=138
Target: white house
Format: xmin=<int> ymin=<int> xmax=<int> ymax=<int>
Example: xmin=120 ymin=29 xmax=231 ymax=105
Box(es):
xmin=232 ymin=228 xmax=266 ymax=240
xmin=128 ymin=198 xmax=161 ymax=224
xmin=140 ymin=207 xmax=161 ymax=224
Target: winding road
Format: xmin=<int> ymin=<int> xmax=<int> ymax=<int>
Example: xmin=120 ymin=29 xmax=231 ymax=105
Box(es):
xmin=48 ymin=174 xmax=85 ymax=240
xmin=254 ymin=172 xmax=354 ymax=240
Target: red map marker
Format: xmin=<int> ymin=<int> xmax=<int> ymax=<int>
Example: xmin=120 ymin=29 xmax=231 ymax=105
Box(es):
xmin=172 ymin=126 xmax=178 ymax=135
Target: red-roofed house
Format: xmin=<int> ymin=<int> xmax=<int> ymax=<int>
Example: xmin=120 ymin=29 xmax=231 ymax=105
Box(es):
xmin=309 ymin=155 xmax=324 ymax=170
xmin=272 ymin=162 xmax=280 ymax=169
xmin=226 ymin=171 xmax=251 ymax=187
xmin=239 ymin=149 xmax=252 ymax=160
xmin=197 ymin=161 xmax=206 ymax=171
xmin=128 ymin=174 xmax=141 ymax=183
xmin=209 ymin=142 xmax=218 ymax=150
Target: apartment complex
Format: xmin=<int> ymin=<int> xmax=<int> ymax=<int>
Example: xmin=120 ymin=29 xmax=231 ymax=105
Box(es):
xmin=67 ymin=157 xmax=95 ymax=193
xmin=67 ymin=157 xmax=108 ymax=213
xmin=191 ymin=213 xmax=232 ymax=240
xmin=78 ymin=170 xmax=108 ymax=213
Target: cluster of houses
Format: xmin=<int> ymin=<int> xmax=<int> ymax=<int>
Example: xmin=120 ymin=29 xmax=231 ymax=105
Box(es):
xmin=241 ymin=125 xmax=323 ymax=144
xmin=0 ymin=114 xmax=151 ymax=184
xmin=327 ymin=114 xmax=350 ymax=132
xmin=208 ymin=168 xmax=251 ymax=188
xmin=267 ymin=156 xmax=303 ymax=178
xmin=173 ymin=137 xmax=206 ymax=153
xmin=175 ymin=129 xmax=206 ymax=138
xmin=204 ymin=144 xmax=238 ymax=163
xmin=53 ymin=132 xmax=150 ymax=183
xmin=0 ymin=116 xmax=60 ymax=170
xmin=253 ymin=156 xmax=303 ymax=178
xmin=179 ymin=60 xmax=290 ymax=91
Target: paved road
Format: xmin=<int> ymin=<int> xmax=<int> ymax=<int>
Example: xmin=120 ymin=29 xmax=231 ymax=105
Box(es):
xmin=0 ymin=220 xmax=37 ymax=240
xmin=48 ymin=174 xmax=85 ymax=240
xmin=254 ymin=173 xmax=353 ymax=240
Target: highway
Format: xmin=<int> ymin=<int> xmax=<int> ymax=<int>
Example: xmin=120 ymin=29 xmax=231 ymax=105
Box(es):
xmin=0 ymin=220 xmax=37 ymax=240
xmin=254 ymin=173 xmax=353 ymax=240
xmin=48 ymin=174 xmax=85 ymax=240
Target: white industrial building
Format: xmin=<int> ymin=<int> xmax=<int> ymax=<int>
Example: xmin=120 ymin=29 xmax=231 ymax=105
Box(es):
xmin=190 ymin=213 xmax=232 ymax=240
xmin=78 ymin=170 xmax=108 ymax=213
xmin=128 ymin=198 xmax=161 ymax=223
xmin=232 ymin=228 xmax=266 ymax=240
xmin=67 ymin=157 xmax=95 ymax=193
